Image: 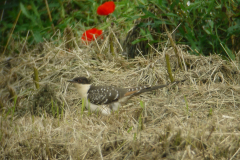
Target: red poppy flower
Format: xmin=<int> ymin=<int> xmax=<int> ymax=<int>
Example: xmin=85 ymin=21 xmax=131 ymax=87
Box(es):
xmin=81 ymin=28 xmax=103 ymax=41
xmin=97 ymin=1 xmax=115 ymax=15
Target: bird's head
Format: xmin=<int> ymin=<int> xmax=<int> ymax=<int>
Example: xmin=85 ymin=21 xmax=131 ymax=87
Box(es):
xmin=67 ymin=77 xmax=91 ymax=84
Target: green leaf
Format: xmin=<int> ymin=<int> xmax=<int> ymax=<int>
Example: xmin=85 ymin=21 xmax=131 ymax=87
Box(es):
xmin=140 ymin=101 xmax=144 ymax=109
xmin=162 ymin=13 xmax=179 ymax=17
xmin=227 ymin=19 xmax=240 ymax=35
xmin=31 ymin=2 xmax=40 ymax=18
xmin=132 ymin=38 xmax=148 ymax=45
xmin=30 ymin=2 xmax=42 ymax=27
xmin=140 ymin=28 xmax=146 ymax=35
xmin=203 ymin=26 xmax=211 ymax=35
xmin=127 ymin=126 xmax=133 ymax=133
xmin=20 ymin=3 xmax=31 ymax=19
xmin=32 ymin=31 xmax=43 ymax=42
xmin=221 ymin=43 xmax=235 ymax=60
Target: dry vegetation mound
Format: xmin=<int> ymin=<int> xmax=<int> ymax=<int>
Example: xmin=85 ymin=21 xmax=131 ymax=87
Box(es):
xmin=0 ymin=38 xmax=240 ymax=159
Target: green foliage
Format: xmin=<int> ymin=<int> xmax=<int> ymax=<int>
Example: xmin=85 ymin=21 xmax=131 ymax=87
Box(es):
xmin=12 ymin=96 xmax=17 ymax=118
xmin=209 ymin=107 xmax=213 ymax=116
xmin=81 ymin=98 xmax=85 ymax=115
xmin=0 ymin=0 xmax=104 ymax=54
xmin=130 ymin=0 xmax=240 ymax=59
xmin=1 ymin=0 xmax=239 ymax=59
xmin=127 ymin=126 xmax=133 ymax=133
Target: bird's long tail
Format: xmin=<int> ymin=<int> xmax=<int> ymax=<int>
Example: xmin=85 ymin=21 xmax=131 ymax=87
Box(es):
xmin=132 ymin=79 xmax=186 ymax=96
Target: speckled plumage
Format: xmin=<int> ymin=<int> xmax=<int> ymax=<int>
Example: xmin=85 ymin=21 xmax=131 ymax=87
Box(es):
xmin=68 ymin=77 xmax=185 ymax=115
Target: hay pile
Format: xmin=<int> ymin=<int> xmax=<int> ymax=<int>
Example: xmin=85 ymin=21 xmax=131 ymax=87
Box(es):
xmin=0 ymin=36 xmax=240 ymax=159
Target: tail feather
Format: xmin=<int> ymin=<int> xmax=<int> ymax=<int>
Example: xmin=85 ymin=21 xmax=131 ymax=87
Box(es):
xmin=133 ymin=79 xmax=186 ymax=96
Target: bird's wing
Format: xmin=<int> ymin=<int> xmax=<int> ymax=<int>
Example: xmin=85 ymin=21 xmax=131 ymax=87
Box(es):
xmin=87 ymin=79 xmax=185 ymax=105
xmin=87 ymin=86 xmax=126 ymax=105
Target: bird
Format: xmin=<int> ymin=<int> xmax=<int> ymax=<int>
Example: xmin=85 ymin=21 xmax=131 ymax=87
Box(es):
xmin=67 ymin=77 xmax=185 ymax=115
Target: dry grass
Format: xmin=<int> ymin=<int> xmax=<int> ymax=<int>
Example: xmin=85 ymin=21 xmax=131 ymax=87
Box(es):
xmin=1 ymin=32 xmax=240 ymax=159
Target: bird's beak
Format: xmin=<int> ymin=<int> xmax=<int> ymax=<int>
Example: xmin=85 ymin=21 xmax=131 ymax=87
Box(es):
xmin=67 ymin=79 xmax=74 ymax=83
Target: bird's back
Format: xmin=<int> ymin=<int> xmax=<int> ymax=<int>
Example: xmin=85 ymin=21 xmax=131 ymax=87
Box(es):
xmin=87 ymin=84 xmax=159 ymax=105
xmin=87 ymin=85 xmax=127 ymax=105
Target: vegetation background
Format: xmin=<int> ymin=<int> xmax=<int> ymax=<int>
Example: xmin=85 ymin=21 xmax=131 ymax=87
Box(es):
xmin=1 ymin=0 xmax=240 ymax=159
xmin=1 ymin=0 xmax=239 ymax=57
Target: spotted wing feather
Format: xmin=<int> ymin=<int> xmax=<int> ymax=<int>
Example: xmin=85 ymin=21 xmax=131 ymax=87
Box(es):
xmin=87 ymin=86 xmax=127 ymax=105
xmin=87 ymin=80 xmax=185 ymax=105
